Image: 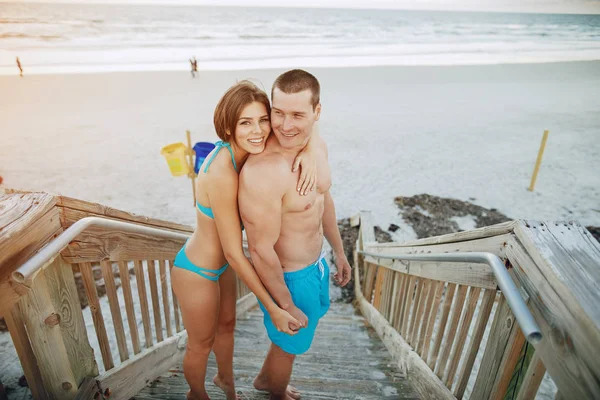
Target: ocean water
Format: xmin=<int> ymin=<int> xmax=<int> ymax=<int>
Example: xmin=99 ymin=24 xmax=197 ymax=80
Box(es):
xmin=1 ymin=3 xmax=599 ymax=74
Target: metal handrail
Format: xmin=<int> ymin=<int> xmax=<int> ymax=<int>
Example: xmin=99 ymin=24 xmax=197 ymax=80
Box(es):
xmin=359 ymin=250 xmax=542 ymax=345
xmin=12 ymin=217 xmax=191 ymax=283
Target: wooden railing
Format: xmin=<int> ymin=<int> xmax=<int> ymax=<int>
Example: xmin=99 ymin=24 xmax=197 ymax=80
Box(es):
xmin=0 ymin=192 xmax=253 ymax=400
xmin=352 ymin=211 xmax=600 ymax=400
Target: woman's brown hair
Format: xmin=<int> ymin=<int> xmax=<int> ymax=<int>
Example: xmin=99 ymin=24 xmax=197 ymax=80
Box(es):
xmin=214 ymin=80 xmax=271 ymax=142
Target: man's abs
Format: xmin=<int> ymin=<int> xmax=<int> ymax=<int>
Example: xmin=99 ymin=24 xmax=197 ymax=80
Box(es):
xmin=275 ymin=194 xmax=325 ymax=271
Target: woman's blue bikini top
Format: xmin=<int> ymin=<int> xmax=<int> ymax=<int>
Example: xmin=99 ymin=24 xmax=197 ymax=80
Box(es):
xmin=196 ymin=141 xmax=237 ymax=219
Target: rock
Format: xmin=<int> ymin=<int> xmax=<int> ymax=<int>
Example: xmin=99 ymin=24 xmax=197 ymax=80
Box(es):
xmin=336 ymin=218 xmax=359 ymax=303
xmin=586 ymin=226 xmax=600 ymax=243
xmin=0 ymin=381 xmax=7 ymax=400
xmin=388 ymin=224 xmax=400 ymax=232
xmin=394 ymin=194 xmax=511 ymax=239
xmin=336 ymin=218 xmax=394 ymax=303
xmin=18 ymin=375 xmax=27 ymax=388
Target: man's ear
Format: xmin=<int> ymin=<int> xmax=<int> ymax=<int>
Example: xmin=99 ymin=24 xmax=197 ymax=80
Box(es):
xmin=314 ymin=103 xmax=321 ymax=121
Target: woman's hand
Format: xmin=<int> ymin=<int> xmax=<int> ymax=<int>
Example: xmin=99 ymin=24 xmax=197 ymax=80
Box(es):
xmin=270 ymin=307 xmax=304 ymax=335
xmin=293 ymin=147 xmax=317 ymax=196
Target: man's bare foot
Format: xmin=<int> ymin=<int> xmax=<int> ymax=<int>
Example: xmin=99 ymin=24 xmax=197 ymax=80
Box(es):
xmin=254 ymin=376 xmax=301 ymax=400
xmin=186 ymin=389 xmax=210 ymax=400
xmin=213 ymin=374 xmax=240 ymax=400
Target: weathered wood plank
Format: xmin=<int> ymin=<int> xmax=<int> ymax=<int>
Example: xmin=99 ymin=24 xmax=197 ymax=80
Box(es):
xmin=407 ymin=278 xmax=424 ymax=343
xmin=169 ymin=260 xmax=182 ymax=333
xmin=445 ymin=287 xmax=481 ymax=388
xmin=515 ymin=352 xmax=546 ymax=400
xmin=401 ymin=276 xmax=417 ymax=338
xmin=428 ymin=283 xmax=456 ymax=369
xmin=80 ymin=262 xmax=114 ymax=371
xmin=147 ymin=260 xmax=164 ymax=343
xmin=59 ymin=207 xmax=185 ymax=263
xmin=372 ymin=266 xmax=385 ymax=310
xmin=101 ymin=260 xmax=129 ymax=363
xmin=0 ymin=193 xmax=62 ymax=314
xmin=158 ymin=260 xmax=173 ymax=338
xmin=19 ymin=264 xmax=78 ymax=398
xmin=363 ymin=254 xmax=497 ymax=290
xmin=45 ymin=255 xmax=98 ymax=384
xmin=118 ymin=260 xmax=141 ymax=355
xmin=4 ymin=302 xmax=49 ymax=400
xmin=507 ymin=222 xmax=600 ymax=399
xmin=368 ymin=220 xmax=516 ymax=247
xmin=74 ymin=377 xmax=101 ymax=400
xmin=98 ymin=331 xmax=188 ymax=400
xmin=394 ymin=273 xmax=409 ymax=331
xmin=409 ymin=279 xmax=429 ymax=346
xmin=134 ymin=260 xmax=153 ymax=348
xmin=454 ymin=289 xmax=497 ymax=399
xmin=436 ymin=285 xmax=468 ymax=379
xmin=354 ymin=269 xmax=454 ymax=399
xmin=470 ymin=295 xmax=517 ymax=399
xmin=421 ymin=281 xmax=445 ymax=360
xmin=56 ymin=195 xmax=193 ymax=233
xmin=388 ymin=271 xmax=402 ymax=326
xmin=491 ymin=327 xmax=526 ymax=400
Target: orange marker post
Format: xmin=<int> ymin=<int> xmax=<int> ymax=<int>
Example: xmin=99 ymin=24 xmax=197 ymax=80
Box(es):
xmin=528 ymin=130 xmax=549 ymax=192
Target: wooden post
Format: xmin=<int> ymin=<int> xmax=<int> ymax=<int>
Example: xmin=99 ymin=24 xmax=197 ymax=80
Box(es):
xmin=528 ymin=130 xmax=549 ymax=192
xmin=186 ymin=130 xmax=196 ymax=207
xmin=19 ymin=260 xmax=81 ymax=399
xmin=4 ymin=303 xmax=49 ymax=400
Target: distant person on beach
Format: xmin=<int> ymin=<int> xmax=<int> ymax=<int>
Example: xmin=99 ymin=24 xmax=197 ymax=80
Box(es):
xmin=16 ymin=57 xmax=23 ymax=77
xmin=239 ymin=69 xmax=352 ymax=399
xmin=189 ymin=56 xmax=198 ymax=78
xmin=170 ymin=80 xmax=319 ymax=400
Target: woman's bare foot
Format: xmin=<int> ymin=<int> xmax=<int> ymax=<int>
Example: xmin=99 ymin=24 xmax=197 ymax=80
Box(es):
xmin=213 ymin=374 xmax=240 ymax=400
xmin=186 ymin=389 xmax=210 ymax=400
xmin=254 ymin=376 xmax=301 ymax=400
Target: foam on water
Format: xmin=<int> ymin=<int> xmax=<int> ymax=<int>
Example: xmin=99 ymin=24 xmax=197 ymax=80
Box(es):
xmin=1 ymin=3 xmax=599 ymax=74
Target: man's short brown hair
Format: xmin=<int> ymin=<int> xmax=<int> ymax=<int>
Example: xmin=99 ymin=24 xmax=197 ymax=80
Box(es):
xmin=272 ymin=69 xmax=320 ymax=110
xmin=214 ymin=80 xmax=271 ymax=141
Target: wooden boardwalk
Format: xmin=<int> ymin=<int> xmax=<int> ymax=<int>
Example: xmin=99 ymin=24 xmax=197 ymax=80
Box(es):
xmin=133 ymin=302 xmax=419 ymax=400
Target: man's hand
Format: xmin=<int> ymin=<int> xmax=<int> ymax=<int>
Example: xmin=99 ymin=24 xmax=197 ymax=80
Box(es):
xmin=286 ymin=305 xmax=309 ymax=331
xmin=334 ymin=252 xmax=352 ymax=287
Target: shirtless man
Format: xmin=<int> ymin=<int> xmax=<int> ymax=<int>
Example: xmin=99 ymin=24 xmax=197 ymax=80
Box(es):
xmin=239 ymin=69 xmax=352 ymax=400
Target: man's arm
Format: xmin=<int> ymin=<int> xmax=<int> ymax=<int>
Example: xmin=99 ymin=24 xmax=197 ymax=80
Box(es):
xmin=239 ymin=156 xmax=297 ymax=311
xmin=318 ymin=140 xmax=351 ymax=286
xmin=323 ymin=190 xmax=352 ymax=286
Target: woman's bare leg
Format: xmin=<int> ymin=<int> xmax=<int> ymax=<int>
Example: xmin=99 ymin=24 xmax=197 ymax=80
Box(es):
xmin=212 ymin=267 xmax=239 ymax=399
xmin=171 ymin=267 xmax=220 ymax=400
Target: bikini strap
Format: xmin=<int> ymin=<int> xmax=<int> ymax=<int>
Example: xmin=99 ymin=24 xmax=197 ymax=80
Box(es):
xmin=203 ymin=141 xmax=237 ymax=173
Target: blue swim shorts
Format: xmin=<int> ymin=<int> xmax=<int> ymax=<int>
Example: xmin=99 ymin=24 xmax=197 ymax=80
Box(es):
xmin=258 ymin=252 xmax=330 ymax=355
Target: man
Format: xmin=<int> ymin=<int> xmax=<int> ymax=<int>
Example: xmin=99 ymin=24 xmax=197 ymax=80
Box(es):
xmin=239 ymin=69 xmax=352 ymax=400
xmin=16 ymin=57 xmax=23 ymax=77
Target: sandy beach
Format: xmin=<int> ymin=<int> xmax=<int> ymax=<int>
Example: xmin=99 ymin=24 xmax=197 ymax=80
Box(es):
xmin=2 ymin=61 xmax=599 ymax=236
xmin=1 ymin=60 xmax=599 ymax=399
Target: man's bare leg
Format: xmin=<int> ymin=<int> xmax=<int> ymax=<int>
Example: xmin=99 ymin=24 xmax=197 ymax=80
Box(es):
xmin=253 ymin=343 xmax=301 ymax=400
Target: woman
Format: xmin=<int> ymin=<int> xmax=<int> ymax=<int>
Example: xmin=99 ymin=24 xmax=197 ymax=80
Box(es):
xmin=171 ymin=80 xmax=318 ymax=400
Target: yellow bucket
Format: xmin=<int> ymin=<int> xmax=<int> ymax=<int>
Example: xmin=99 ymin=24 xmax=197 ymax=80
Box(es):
xmin=160 ymin=143 xmax=191 ymax=176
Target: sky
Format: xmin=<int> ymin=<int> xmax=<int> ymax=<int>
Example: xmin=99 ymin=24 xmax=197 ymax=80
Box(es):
xmin=2 ymin=0 xmax=600 ymax=14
